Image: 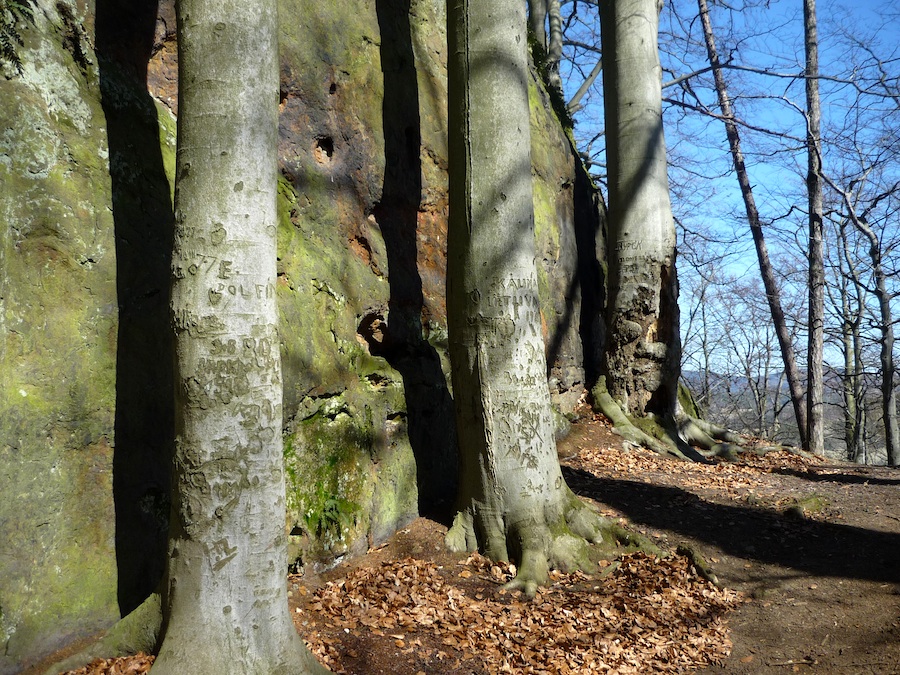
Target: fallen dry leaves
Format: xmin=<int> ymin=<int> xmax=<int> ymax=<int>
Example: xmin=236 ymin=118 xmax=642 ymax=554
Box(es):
xmin=66 ymin=419 xmax=796 ymax=675
xmin=296 ymin=550 xmax=742 ymax=674
xmin=567 ymin=417 xmax=825 ymax=517
xmin=60 ymin=652 xmax=153 ymax=675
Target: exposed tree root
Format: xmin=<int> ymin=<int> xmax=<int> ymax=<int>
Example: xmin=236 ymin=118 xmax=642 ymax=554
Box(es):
xmin=446 ymin=490 xmax=671 ymax=598
xmin=44 ymin=593 xmax=162 ymax=675
xmin=676 ymin=543 xmax=720 ymax=587
xmin=591 ymin=377 xmax=712 ymax=461
xmin=675 ymin=415 xmax=744 ymax=460
xmin=591 ymin=376 xmax=814 ymax=462
xmin=446 ymin=491 xmax=607 ymax=597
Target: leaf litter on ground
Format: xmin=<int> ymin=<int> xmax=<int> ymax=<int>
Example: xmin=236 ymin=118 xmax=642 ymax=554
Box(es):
xmin=69 ymin=417 xmax=813 ymax=675
xmin=296 ymin=551 xmax=742 ymax=674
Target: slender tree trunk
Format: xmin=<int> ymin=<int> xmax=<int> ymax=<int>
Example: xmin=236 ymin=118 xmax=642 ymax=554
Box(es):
xmin=841 ymin=309 xmax=859 ymax=460
xmin=547 ymin=0 xmax=563 ymax=90
xmin=822 ymin=178 xmax=899 ymax=465
xmin=445 ymin=0 xmax=603 ymax=595
xmin=697 ymin=0 xmax=809 ymax=449
xmin=853 ymin=331 xmax=866 ymax=460
xmin=527 ymin=0 xmax=563 ymax=92
xmin=871 ymin=254 xmax=899 ymax=465
xmin=601 ymin=0 xmax=681 ymax=418
xmin=528 ymin=0 xmax=548 ymax=48
xmin=804 ymin=0 xmax=825 ymax=455
xmin=153 ymin=1 xmax=326 ymax=672
xmin=837 ymin=222 xmax=865 ymax=461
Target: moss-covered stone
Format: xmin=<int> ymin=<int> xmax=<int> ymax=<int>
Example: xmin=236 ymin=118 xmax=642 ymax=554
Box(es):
xmin=0 ymin=3 xmax=120 ymax=671
xmin=283 ymin=383 xmax=418 ymax=568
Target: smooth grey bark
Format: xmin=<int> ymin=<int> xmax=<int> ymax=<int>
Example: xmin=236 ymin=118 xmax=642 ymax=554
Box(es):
xmin=567 ymin=56 xmax=603 ymax=114
xmin=858 ymin=225 xmax=898 ymax=466
xmin=804 ymin=0 xmax=825 ymax=456
xmin=601 ymin=0 xmax=681 ymax=417
xmin=528 ymin=0 xmax=547 ymax=47
xmin=696 ymin=0 xmax=809 ymax=449
xmin=446 ymin=0 xmax=603 ymax=595
xmin=152 ymin=1 xmax=327 ymax=672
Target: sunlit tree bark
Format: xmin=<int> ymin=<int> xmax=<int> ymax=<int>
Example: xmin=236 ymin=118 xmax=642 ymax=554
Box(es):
xmin=445 ymin=0 xmax=603 ymax=595
xmin=601 ymin=0 xmax=681 ymax=418
xmin=804 ymin=0 xmax=825 ymax=456
xmin=152 ymin=0 xmax=327 ymax=671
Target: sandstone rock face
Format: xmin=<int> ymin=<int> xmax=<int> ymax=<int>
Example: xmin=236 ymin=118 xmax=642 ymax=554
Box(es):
xmin=0 ymin=0 xmax=603 ymax=669
xmin=1 ymin=2 xmax=120 ymax=671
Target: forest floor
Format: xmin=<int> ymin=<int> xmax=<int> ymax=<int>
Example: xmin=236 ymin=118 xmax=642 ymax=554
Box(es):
xmin=55 ymin=411 xmax=900 ymax=675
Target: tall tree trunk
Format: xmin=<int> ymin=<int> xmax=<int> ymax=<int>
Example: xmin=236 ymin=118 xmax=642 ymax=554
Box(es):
xmin=153 ymin=1 xmax=326 ymax=672
xmin=804 ymin=0 xmax=825 ymax=455
xmin=528 ymin=0 xmax=548 ymax=48
xmin=446 ymin=0 xmax=603 ymax=595
xmin=697 ymin=0 xmax=809 ymax=448
xmin=547 ymin=0 xmax=563 ymax=90
xmin=527 ymin=0 xmax=563 ymax=92
xmin=871 ymin=251 xmax=899 ymax=465
xmin=601 ymin=0 xmax=681 ymax=418
xmin=859 ymin=249 xmax=900 ymax=466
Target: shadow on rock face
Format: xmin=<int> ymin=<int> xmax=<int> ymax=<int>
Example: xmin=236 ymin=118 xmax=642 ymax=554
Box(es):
xmin=96 ymin=0 xmax=175 ymax=616
xmin=365 ymin=0 xmax=458 ymax=519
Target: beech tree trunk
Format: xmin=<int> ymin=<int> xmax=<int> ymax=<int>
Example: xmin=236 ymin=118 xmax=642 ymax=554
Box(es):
xmin=446 ymin=0 xmax=602 ymax=595
xmin=804 ymin=0 xmax=825 ymax=455
xmin=836 ymin=221 xmax=866 ymax=461
xmin=601 ymin=0 xmax=681 ymax=417
xmin=527 ymin=0 xmax=563 ymax=91
xmin=152 ymin=1 xmax=326 ymax=672
xmin=697 ymin=0 xmax=809 ymax=448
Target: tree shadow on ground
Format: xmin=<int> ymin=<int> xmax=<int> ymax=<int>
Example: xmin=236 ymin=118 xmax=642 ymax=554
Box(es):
xmin=771 ymin=466 xmax=900 ymax=487
xmin=563 ymin=466 xmax=900 ymax=584
xmin=96 ymin=0 xmax=175 ymax=615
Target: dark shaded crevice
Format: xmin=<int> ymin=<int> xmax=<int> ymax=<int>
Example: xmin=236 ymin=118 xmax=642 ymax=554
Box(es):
xmin=373 ymin=0 xmax=457 ymax=519
xmin=96 ymin=0 xmax=175 ymax=616
xmin=572 ymin=155 xmax=607 ymax=388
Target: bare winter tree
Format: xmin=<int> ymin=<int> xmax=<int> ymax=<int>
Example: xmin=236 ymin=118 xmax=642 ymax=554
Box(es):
xmin=825 ymin=214 xmax=870 ymax=461
xmin=694 ymin=0 xmax=809 ymax=450
xmin=804 ymin=0 xmax=826 ymax=456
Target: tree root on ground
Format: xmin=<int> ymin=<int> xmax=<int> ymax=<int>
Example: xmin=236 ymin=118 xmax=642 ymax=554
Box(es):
xmin=44 ymin=593 xmax=162 ymax=675
xmin=591 ymin=377 xmax=710 ymax=461
xmin=676 ymin=543 xmax=720 ymax=587
xmin=446 ymin=490 xmax=671 ymax=598
xmin=590 ymin=376 xmax=813 ymax=462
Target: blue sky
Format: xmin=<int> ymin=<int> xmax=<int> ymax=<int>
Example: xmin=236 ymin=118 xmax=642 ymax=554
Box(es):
xmin=559 ymin=0 xmax=900 ymax=373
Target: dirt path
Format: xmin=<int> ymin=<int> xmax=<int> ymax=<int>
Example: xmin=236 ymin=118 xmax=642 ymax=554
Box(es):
xmin=561 ymin=417 xmax=900 ymax=674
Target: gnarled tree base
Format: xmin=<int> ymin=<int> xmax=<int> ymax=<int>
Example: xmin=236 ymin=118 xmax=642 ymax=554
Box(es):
xmin=446 ymin=489 xmax=668 ymax=597
xmin=591 ymin=376 xmax=813 ymax=462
